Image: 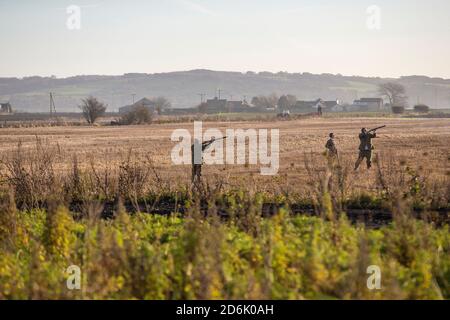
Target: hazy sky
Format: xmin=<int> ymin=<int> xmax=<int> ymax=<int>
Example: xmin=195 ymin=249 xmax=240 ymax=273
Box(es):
xmin=0 ymin=0 xmax=449 ymax=78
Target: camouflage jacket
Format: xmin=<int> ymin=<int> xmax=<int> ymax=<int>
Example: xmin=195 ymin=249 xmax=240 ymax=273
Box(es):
xmin=191 ymin=140 xmax=215 ymax=164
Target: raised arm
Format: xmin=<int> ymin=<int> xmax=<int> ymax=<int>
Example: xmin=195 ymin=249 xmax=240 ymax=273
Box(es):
xmin=202 ymin=137 xmax=227 ymax=151
xmin=201 ymin=139 xmax=216 ymax=151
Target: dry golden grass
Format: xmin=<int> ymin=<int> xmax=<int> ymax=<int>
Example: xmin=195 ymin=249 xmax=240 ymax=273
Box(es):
xmin=0 ymin=117 xmax=448 ymax=195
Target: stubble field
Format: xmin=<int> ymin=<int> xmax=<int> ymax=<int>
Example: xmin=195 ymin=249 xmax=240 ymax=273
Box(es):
xmin=0 ymin=117 xmax=448 ymax=195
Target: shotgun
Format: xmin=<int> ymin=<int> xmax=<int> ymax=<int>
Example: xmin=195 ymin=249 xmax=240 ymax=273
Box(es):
xmin=368 ymin=125 xmax=386 ymax=133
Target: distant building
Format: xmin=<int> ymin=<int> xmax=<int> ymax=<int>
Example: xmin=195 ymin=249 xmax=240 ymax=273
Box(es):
xmin=294 ymin=98 xmax=340 ymax=112
xmin=352 ymin=98 xmax=384 ymax=110
xmin=322 ymin=100 xmax=341 ymax=110
xmin=414 ymin=104 xmax=430 ymax=113
xmin=205 ymin=97 xmax=228 ymax=113
xmin=226 ymin=100 xmax=243 ymax=112
xmin=167 ymin=107 xmax=199 ymax=115
xmin=226 ymin=100 xmax=251 ymax=113
xmin=119 ymin=98 xmax=156 ymax=114
xmin=0 ymin=102 xmax=13 ymax=113
xmin=294 ymin=99 xmax=319 ymax=110
xmin=330 ymin=104 xmax=345 ymax=112
xmin=200 ymin=97 xmax=251 ymax=113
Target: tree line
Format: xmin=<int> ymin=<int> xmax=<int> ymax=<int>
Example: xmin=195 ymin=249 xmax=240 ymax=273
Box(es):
xmin=78 ymin=96 xmax=171 ymax=125
xmin=79 ymin=81 xmax=410 ymax=123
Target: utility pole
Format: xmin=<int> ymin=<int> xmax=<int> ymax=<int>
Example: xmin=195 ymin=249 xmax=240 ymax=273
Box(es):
xmin=434 ymin=87 xmax=438 ymax=108
xmin=132 ymin=93 xmax=136 ymax=105
xmin=49 ymin=92 xmax=56 ymax=116
xmin=111 ymin=93 xmax=115 ymax=112
xmin=197 ymin=93 xmax=206 ymax=104
xmin=217 ymin=88 xmax=222 ymax=100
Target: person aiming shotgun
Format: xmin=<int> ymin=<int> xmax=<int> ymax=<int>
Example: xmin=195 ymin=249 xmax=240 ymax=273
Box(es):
xmin=354 ymin=126 xmax=386 ymax=170
xmin=191 ymin=136 xmax=227 ymax=185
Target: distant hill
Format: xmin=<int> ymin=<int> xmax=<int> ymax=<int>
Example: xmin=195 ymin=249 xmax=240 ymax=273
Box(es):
xmin=0 ymin=70 xmax=449 ymax=112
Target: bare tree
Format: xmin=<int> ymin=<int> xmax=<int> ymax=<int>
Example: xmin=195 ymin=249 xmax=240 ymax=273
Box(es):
xmin=153 ymin=96 xmax=171 ymax=114
xmin=79 ymin=96 xmax=107 ymax=124
xmin=378 ymin=82 xmax=407 ymax=106
xmin=278 ymin=95 xmax=290 ymax=110
xmin=120 ymin=105 xmax=153 ymax=125
xmin=286 ymin=94 xmax=297 ymax=108
xmin=251 ymin=96 xmax=263 ymax=108
xmin=267 ymin=93 xmax=279 ymax=108
xmin=251 ymin=94 xmax=279 ymax=108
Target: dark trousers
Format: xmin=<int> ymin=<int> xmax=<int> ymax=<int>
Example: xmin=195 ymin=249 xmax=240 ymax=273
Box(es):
xmin=355 ymin=150 xmax=372 ymax=169
xmin=192 ymin=164 xmax=202 ymax=184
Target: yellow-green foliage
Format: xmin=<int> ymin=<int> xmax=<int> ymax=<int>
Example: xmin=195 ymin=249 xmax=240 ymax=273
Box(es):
xmin=0 ymin=206 xmax=449 ymax=300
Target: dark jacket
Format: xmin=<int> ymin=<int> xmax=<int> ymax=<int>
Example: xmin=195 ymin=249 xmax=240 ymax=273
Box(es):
xmin=359 ymin=132 xmax=376 ymax=151
xmin=325 ymin=138 xmax=338 ymax=155
xmin=191 ymin=140 xmax=215 ymax=164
